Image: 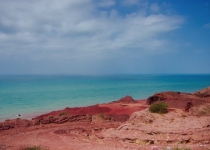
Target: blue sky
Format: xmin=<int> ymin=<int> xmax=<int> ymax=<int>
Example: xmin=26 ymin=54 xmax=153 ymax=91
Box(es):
xmin=0 ymin=0 xmax=209 ymax=75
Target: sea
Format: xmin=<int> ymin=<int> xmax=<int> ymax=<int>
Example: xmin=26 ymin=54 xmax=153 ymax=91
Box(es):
xmin=0 ymin=74 xmax=210 ymax=121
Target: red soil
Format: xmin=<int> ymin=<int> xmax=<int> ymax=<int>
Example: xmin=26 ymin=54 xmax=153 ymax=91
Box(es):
xmin=34 ymin=96 xmax=147 ymax=120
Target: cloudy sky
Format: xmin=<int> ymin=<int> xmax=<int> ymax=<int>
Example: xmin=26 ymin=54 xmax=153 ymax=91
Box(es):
xmin=0 ymin=0 xmax=209 ymax=75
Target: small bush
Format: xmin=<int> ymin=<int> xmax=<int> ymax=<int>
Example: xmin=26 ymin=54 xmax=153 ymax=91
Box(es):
xmin=181 ymin=114 xmax=187 ymax=118
xmin=98 ymin=113 xmax=105 ymax=119
xmin=48 ymin=116 xmax=54 ymax=119
xmin=22 ymin=146 xmax=47 ymax=150
xmin=149 ymin=102 xmax=168 ymax=114
xmin=173 ymin=147 xmax=190 ymax=150
xmin=59 ymin=111 xmax=67 ymax=116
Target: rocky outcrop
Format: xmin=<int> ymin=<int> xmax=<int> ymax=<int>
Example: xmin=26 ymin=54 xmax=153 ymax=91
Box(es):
xmin=111 ymin=96 xmax=137 ymax=104
xmin=32 ymin=114 xmax=92 ymax=125
xmin=195 ymin=86 xmax=210 ymax=98
xmin=104 ymin=114 xmax=129 ymax=122
xmin=0 ymin=119 xmax=31 ymax=131
xmin=185 ymin=101 xmax=193 ymax=112
xmin=146 ymin=87 xmax=210 ymax=112
xmin=99 ymin=109 xmax=210 ymax=146
xmin=0 ymin=114 xmax=92 ymax=131
xmin=146 ymin=93 xmax=166 ymax=105
xmin=35 ymin=105 xmax=111 ymax=119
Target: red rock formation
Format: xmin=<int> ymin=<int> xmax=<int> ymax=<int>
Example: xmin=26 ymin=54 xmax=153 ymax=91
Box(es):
xmin=111 ymin=95 xmax=137 ymax=104
xmin=0 ymin=119 xmax=31 ymax=131
xmin=34 ymin=105 xmax=111 ymax=120
xmin=32 ymin=114 xmax=92 ymax=125
xmin=185 ymin=101 xmax=193 ymax=112
xmin=64 ymin=105 xmax=111 ymax=115
xmin=146 ymin=87 xmax=210 ymax=111
xmin=146 ymin=93 xmax=166 ymax=105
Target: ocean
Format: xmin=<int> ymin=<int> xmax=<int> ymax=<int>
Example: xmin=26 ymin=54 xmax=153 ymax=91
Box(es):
xmin=0 ymin=74 xmax=210 ymax=121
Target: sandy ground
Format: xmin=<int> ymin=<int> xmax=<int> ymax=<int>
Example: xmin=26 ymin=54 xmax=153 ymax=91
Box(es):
xmin=1 ymin=111 xmax=209 ymax=150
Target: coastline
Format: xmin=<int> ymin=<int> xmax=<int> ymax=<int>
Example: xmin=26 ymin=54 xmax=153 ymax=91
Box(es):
xmin=0 ymin=99 xmax=147 ymax=122
xmin=0 ymin=110 xmax=49 ymax=122
xmin=1 ymin=74 xmax=210 ymax=122
xmin=0 ymin=98 xmax=147 ymax=122
xmin=0 ymin=87 xmax=210 ymax=150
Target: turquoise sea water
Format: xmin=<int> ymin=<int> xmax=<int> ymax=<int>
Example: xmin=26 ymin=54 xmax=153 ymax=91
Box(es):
xmin=0 ymin=74 xmax=210 ymax=121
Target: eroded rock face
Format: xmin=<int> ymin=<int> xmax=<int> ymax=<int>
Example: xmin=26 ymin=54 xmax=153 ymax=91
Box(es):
xmin=104 ymin=114 xmax=129 ymax=122
xmin=99 ymin=109 xmax=210 ymax=146
xmin=0 ymin=114 xmax=92 ymax=132
xmin=32 ymin=114 xmax=92 ymax=125
xmin=0 ymin=119 xmax=31 ymax=131
xmin=185 ymin=102 xmax=193 ymax=112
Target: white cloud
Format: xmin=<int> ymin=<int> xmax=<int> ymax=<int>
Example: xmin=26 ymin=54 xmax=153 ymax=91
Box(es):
xmin=0 ymin=0 xmax=184 ymax=74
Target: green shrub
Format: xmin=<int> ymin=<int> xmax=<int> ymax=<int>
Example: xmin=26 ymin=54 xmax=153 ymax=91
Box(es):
xmin=22 ymin=146 xmax=47 ymax=150
xmin=59 ymin=111 xmax=67 ymax=116
xmin=48 ymin=116 xmax=54 ymax=119
xmin=98 ymin=113 xmax=105 ymax=119
xmin=149 ymin=102 xmax=168 ymax=114
xmin=173 ymin=147 xmax=190 ymax=150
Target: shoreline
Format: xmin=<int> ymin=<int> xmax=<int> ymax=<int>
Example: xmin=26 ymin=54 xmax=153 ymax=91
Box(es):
xmin=0 ymin=87 xmax=210 ymax=150
xmin=0 ymin=110 xmax=48 ymax=122
xmin=1 ymin=74 xmax=210 ymax=123
xmin=0 ymin=97 xmax=147 ymax=122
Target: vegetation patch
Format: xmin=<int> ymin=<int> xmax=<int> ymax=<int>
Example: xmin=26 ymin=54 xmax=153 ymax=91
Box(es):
xmin=173 ymin=147 xmax=190 ymax=150
xmin=59 ymin=111 xmax=67 ymax=116
xmin=162 ymin=146 xmax=190 ymax=150
xmin=21 ymin=145 xmax=48 ymax=150
xmin=48 ymin=116 xmax=54 ymax=119
xmin=98 ymin=113 xmax=105 ymax=119
xmin=149 ymin=102 xmax=168 ymax=114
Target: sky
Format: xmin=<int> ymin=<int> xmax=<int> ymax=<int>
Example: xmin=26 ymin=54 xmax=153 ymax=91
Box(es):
xmin=0 ymin=0 xmax=209 ymax=75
